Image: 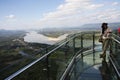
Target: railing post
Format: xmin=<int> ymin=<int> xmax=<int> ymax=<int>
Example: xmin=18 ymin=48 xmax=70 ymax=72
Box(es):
xmin=93 ymin=32 xmax=95 ymax=64
xmin=81 ymin=33 xmax=83 ymax=49
xmin=72 ymin=34 xmax=77 ymax=79
xmin=74 ymin=57 xmax=77 ymax=80
xmin=80 ymin=33 xmax=84 ymax=74
xmin=45 ymin=47 xmax=50 ymax=80
xmin=73 ymin=34 xmax=76 ymax=55
xmin=81 ymin=33 xmax=83 ymax=58
xmin=64 ymin=41 xmax=69 ymax=60
xmin=114 ymin=38 xmax=118 ymax=56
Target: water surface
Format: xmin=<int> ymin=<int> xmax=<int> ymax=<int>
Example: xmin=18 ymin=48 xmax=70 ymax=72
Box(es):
xmin=24 ymin=31 xmax=68 ymax=45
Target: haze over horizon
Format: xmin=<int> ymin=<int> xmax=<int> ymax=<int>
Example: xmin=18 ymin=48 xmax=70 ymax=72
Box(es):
xmin=0 ymin=0 xmax=120 ymax=30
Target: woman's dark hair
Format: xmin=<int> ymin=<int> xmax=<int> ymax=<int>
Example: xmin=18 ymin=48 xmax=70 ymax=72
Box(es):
xmin=101 ymin=23 xmax=108 ymax=34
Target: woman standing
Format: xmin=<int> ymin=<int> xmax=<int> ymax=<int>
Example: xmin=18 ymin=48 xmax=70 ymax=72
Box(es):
xmin=100 ymin=23 xmax=112 ymax=61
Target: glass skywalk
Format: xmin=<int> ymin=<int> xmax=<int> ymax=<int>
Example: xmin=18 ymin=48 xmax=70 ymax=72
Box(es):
xmin=2 ymin=31 xmax=120 ymax=80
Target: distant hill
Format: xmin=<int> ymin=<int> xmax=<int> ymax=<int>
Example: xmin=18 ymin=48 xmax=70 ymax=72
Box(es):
xmin=40 ymin=22 xmax=120 ymax=32
xmin=0 ymin=30 xmax=26 ymax=37
xmin=0 ymin=22 xmax=120 ymax=33
xmin=80 ymin=22 xmax=120 ymax=31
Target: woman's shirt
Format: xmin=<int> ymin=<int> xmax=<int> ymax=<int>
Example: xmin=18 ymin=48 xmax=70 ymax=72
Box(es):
xmin=103 ymin=28 xmax=112 ymax=39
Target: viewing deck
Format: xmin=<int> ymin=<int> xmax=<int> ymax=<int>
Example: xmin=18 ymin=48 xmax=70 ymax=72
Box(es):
xmin=77 ymin=44 xmax=110 ymax=80
xmin=1 ymin=31 xmax=120 ymax=80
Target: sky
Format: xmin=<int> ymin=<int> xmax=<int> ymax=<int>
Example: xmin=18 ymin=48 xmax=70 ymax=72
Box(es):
xmin=0 ymin=0 xmax=120 ymax=30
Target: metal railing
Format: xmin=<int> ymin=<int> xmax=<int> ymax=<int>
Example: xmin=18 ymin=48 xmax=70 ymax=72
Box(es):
xmin=108 ymin=33 xmax=120 ymax=80
xmin=108 ymin=56 xmax=120 ymax=80
xmin=2 ymin=31 xmax=120 ymax=80
xmin=3 ymin=31 xmax=99 ymax=80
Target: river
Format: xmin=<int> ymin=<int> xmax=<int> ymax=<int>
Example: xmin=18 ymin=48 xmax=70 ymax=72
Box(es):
xmin=24 ymin=31 xmax=68 ymax=45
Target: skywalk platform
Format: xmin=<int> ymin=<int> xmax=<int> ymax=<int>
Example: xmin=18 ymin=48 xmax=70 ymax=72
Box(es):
xmin=79 ymin=64 xmax=102 ymax=80
xmin=76 ymin=43 xmax=111 ymax=80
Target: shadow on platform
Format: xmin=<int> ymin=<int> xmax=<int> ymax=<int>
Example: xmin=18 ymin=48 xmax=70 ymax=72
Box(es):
xmin=99 ymin=60 xmax=111 ymax=80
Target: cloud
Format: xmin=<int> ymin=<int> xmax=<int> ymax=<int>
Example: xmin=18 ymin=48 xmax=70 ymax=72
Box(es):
xmin=37 ymin=0 xmax=105 ymax=28
xmin=112 ymin=2 xmax=119 ymax=6
xmin=5 ymin=14 xmax=15 ymax=19
xmin=89 ymin=9 xmax=120 ymax=23
xmin=1 ymin=0 xmax=119 ymax=30
xmin=0 ymin=14 xmax=26 ymax=30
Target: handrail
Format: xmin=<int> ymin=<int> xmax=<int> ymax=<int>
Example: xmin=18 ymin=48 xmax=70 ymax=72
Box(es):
xmin=110 ymin=33 xmax=120 ymax=79
xmin=112 ymin=37 xmax=120 ymax=44
xmin=76 ymin=49 xmax=93 ymax=58
xmin=108 ymin=56 xmax=120 ymax=79
xmin=5 ymin=32 xmax=82 ymax=80
xmin=112 ymin=33 xmax=120 ymax=41
xmin=112 ymin=33 xmax=120 ymax=38
xmin=60 ymin=49 xmax=84 ymax=80
xmin=60 ymin=56 xmax=75 ymax=80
